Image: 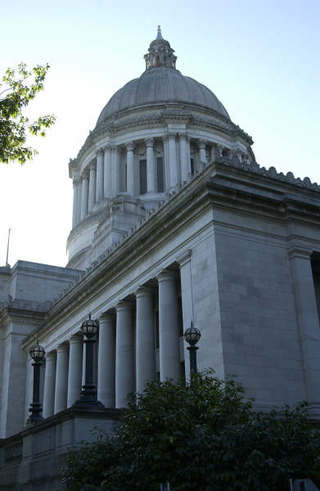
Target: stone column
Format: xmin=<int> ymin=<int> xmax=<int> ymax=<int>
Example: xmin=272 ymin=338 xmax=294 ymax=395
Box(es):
xmin=112 ymin=146 xmax=121 ymax=197
xmin=168 ymin=134 xmax=178 ymax=188
xmin=115 ymin=301 xmax=134 ymax=408
xmin=157 ymin=270 xmax=180 ymax=381
xmin=103 ymin=145 xmax=112 ymax=198
xmin=289 ymin=248 xmax=320 ymax=410
xmin=163 ymin=136 xmax=170 ymax=190
xmin=54 ymin=343 xmax=69 ymax=414
xmin=178 ymin=250 xmax=193 ymax=380
xmin=96 ymin=150 xmax=104 ymax=202
xmin=67 ymin=334 xmax=83 ymax=407
xmin=199 ymin=140 xmax=207 ymax=164
xmin=179 ymin=134 xmax=190 ymax=183
xmin=88 ymin=164 xmax=96 ymax=212
xmin=186 ymin=136 xmax=191 ymax=174
xmin=80 ymin=172 xmax=89 ymax=220
xmin=72 ymin=175 xmax=80 ymax=227
xmin=146 ymin=138 xmax=155 ymax=193
xmin=42 ymin=351 xmax=56 ymax=418
xmin=98 ymin=313 xmax=115 ymax=407
xmin=126 ymin=142 xmax=135 ymax=196
xmin=136 ymin=287 xmax=155 ymax=393
xmin=76 ymin=177 xmax=82 ymax=224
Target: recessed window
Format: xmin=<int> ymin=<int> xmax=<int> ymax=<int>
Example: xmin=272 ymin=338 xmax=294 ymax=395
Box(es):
xmin=139 ymin=159 xmax=147 ymax=194
xmin=157 ymin=156 xmax=164 ymax=192
xmin=190 ymin=158 xmax=194 ymax=174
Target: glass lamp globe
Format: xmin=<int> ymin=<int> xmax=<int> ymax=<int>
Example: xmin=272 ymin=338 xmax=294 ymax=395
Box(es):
xmin=184 ymin=323 xmax=201 ymax=346
xmin=81 ymin=313 xmax=99 ymax=337
xmin=29 ymin=341 xmax=46 ymax=363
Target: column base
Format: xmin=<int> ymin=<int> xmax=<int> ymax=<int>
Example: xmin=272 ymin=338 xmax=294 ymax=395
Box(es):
xmin=25 ymin=407 xmax=44 ymax=426
xmin=72 ymin=399 xmax=105 ymax=410
xmin=72 ymin=385 xmax=105 ymax=409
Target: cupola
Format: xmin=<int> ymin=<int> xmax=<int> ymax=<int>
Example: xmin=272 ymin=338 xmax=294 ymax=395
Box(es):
xmin=144 ymin=26 xmax=177 ymax=70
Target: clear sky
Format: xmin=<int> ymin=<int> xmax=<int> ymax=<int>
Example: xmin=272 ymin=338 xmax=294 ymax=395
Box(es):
xmin=0 ymin=0 xmax=319 ymax=267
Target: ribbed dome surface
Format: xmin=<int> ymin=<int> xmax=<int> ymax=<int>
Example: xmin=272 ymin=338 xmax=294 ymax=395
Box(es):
xmin=97 ymin=67 xmax=230 ymax=124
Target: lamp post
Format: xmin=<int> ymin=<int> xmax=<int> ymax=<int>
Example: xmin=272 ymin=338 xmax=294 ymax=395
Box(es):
xmin=74 ymin=313 xmax=104 ymax=408
xmin=184 ymin=322 xmax=201 ymax=375
xmin=27 ymin=341 xmax=45 ymax=424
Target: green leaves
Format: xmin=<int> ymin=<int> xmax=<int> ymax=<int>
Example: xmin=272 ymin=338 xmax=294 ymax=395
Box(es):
xmin=62 ymin=372 xmax=320 ymax=490
xmin=0 ymin=63 xmax=55 ymax=164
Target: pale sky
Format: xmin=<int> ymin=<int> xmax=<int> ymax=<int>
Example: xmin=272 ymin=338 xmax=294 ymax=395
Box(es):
xmin=0 ymin=0 xmax=319 ymax=268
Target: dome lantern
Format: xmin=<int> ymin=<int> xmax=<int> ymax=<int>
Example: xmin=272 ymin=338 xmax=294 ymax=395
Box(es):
xmin=144 ymin=26 xmax=177 ymax=70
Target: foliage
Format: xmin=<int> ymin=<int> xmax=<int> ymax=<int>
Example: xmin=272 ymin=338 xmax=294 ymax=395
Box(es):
xmin=63 ymin=372 xmax=320 ymax=490
xmin=0 ymin=62 xmax=55 ymax=164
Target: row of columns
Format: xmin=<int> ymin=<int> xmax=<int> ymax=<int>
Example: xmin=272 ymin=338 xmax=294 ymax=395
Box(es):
xmin=72 ymin=135 xmax=218 ymax=227
xmin=42 ymin=269 xmax=182 ymax=415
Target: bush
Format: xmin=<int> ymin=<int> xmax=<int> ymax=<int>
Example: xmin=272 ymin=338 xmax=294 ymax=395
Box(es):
xmin=63 ymin=372 xmax=320 ymax=490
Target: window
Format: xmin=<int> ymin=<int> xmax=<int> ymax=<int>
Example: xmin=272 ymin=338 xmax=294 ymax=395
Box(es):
xmin=157 ymin=156 xmax=164 ymax=192
xmin=122 ymin=162 xmax=127 ymax=192
xmin=139 ymin=159 xmax=147 ymax=194
xmin=190 ymin=158 xmax=194 ymax=174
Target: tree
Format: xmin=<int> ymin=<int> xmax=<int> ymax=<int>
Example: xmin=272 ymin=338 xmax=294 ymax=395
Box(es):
xmin=63 ymin=372 xmax=320 ymax=491
xmin=0 ymin=62 xmax=55 ymax=164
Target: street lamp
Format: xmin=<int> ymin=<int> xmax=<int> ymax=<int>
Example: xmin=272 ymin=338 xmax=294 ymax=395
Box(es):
xmin=27 ymin=341 xmax=45 ymax=424
xmin=74 ymin=313 xmax=104 ymax=408
xmin=184 ymin=322 xmax=201 ymax=374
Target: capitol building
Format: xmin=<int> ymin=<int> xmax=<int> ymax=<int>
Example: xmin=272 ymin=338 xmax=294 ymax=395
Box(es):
xmin=1 ymin=28 xmax=320 ymax=488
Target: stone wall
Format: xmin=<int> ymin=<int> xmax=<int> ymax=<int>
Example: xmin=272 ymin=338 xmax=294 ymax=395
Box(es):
xmin=0 ymin=406 xmax=120 ymax=490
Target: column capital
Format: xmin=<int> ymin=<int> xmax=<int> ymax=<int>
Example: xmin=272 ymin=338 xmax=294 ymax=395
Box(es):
xmin=177 ymin=249 xmax=192 ymax=268
xmin=116 ymin=300 xmax=133 ymax=312
xmin=145 ymin=138 xmax=154 ymax=147
xmin=99 ymin=311 xmax=115 ymax=321
xmin=89 ymin=162 xmax=96 ymax=171
xmin=96 ymin=148 xmax=104 ymax=156
xmin=82 ymin=169 xmax=89 ymax=179
xmin=157 ymin=269 xmax=177 ymax=283
xmin=57 ymin=342 xmax=68 ymax=353
xmin=126 ymin=142 xmax=135 ymax=152
xmin=288 ymin=246 xmax=313 ymax=260
xmin=103 ymin=144 xmax=111 ymax=152
xmin=216 ymin=144 xmax=224 ymax=156
xmin=45 ymin=351 xmax=56 ymax=361
xmin=178 ymin=132 xmax=188 ymax=140
xmin=135 ymin=285 xmax=154 ymax=298
xmin=198 ymin=139 xmax=206 ymax=149
xmin=69 ymin=333 xmax=82 ymax=344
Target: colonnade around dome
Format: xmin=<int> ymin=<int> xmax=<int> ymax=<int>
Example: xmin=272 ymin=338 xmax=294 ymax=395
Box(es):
xmin=71 ymin=134 xmax=249 ymax=229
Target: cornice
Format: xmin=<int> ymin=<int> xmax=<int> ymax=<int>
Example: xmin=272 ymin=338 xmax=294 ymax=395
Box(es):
xmin=0 ymin=300 xmax=48 ymax=324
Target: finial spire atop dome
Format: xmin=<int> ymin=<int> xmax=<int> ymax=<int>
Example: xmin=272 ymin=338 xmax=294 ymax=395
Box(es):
xmin=144 ymin=27 xmax=177 ymax=71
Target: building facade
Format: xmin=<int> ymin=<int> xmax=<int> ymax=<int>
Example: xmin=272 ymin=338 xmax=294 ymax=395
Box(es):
xmin=1 ymin=27 xmax=320 ymax=441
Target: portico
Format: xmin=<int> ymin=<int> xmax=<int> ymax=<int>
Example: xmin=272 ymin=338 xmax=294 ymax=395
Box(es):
xmin=40 ymin=266 xmax=184 ymax=414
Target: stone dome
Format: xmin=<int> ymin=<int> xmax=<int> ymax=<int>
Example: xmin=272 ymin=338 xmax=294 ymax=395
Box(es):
xmin=97 ymin=67 xmax=230 ymax=124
